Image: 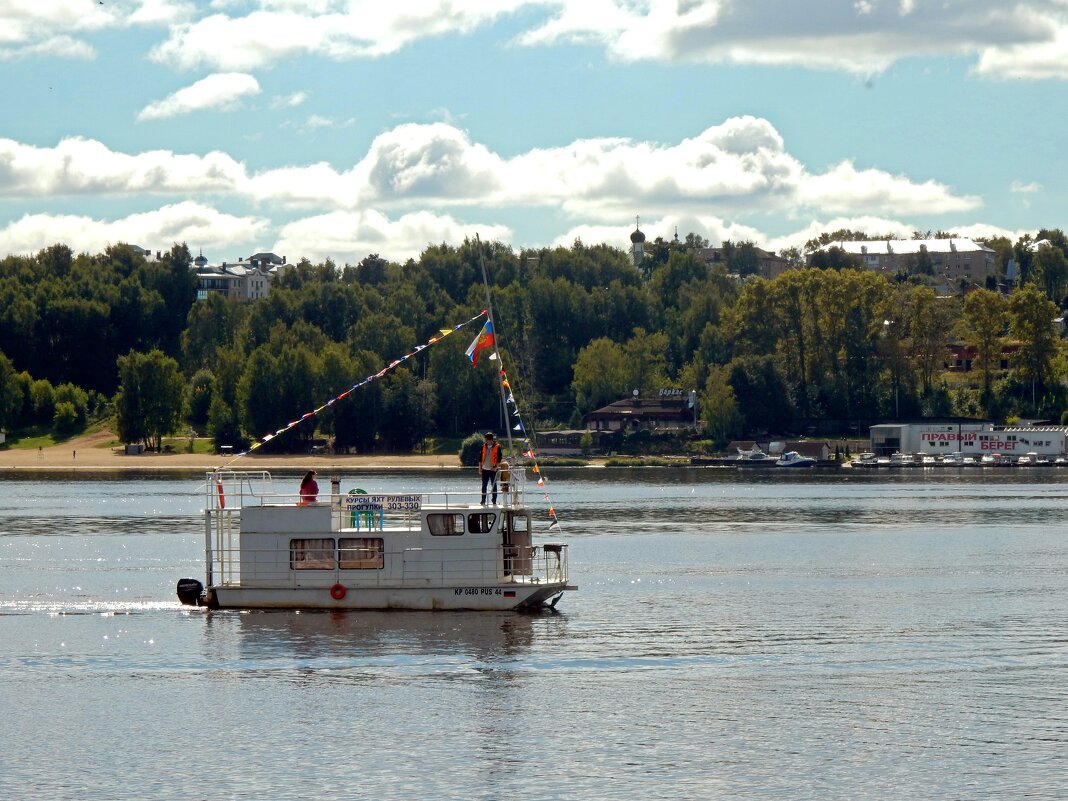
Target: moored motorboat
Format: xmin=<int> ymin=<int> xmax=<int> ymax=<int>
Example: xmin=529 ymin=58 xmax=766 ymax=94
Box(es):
xmin=775 ymin=450 xmax=816 ymax=468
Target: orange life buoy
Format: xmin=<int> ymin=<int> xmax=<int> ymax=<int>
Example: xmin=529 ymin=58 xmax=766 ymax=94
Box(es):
xmin=330 ymin=583 xmax=346 ymax=600
xmin=217 ymin=480 xmax=226 ymax=509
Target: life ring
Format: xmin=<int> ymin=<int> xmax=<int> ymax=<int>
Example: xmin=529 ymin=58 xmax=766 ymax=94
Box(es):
xmin=330 ymin=583 xmax=347 ymax=600
xmin=217 ymin=480 xmax=226 ymax=509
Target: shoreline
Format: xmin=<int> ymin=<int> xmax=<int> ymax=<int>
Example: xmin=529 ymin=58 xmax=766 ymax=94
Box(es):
xmin=0 ymin=432 xmax=462 ymax=472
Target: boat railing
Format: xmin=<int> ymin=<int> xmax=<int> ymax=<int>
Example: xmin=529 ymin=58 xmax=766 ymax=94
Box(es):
xmin=204 ymin=471 xmax=528 ymax=514
xmin=207 ymin=541 xmax=569 ymax=590
xmin=206 ymin=470 xmax=274 ymax=511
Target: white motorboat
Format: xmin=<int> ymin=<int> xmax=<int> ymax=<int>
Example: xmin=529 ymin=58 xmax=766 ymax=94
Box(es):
xmin=775 ymin=451 xmax=816 ymax=468
xmin=848 ymin=452 xmax=877 ymax=468
xmin=177 ymin=470 xmax=575 ymax=611
xmin=737 ymin=447 xmax=775 ymax=462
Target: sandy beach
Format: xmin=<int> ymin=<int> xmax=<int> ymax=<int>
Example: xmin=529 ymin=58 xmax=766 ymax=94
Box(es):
xmin=0 ymin=430 xmax=461 ymax=472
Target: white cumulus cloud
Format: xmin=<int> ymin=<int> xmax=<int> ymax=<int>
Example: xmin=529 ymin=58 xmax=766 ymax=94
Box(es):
xmin=275 ymin=209 xmax=511 ymax=263
xmin=137 ymin=72 xmax=261 ymax=121
xmin=0 ymin=137 xmax=247 ymax=196
xmin=0 ymin=201 xmax=268 ymax=257
xmin=0 ymin=0 xmax=191 ymax=58
xmin=516 ymin=1 xmax=1068 ymax=80
xmin=0 ymin=117 xmax=981 ymax=231
xmin=150 ymin=2 xmax=530 ymax=71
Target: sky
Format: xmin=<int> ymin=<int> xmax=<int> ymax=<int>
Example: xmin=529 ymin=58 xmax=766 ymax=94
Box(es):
xmin=2 ymin=0 xmax=1067 ymax=265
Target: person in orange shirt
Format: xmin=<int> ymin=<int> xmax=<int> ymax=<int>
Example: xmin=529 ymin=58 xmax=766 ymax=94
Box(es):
xmin=479 ymin=432 xmax=502 ymax=504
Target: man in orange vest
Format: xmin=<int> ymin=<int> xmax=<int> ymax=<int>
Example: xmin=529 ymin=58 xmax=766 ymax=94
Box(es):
xmin=480 ymin=432 xmax=502 ymax=504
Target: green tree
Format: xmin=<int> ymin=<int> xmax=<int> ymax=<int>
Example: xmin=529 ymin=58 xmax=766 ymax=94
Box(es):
xmin=962 ymin=289 xmax=1007 ymax=398
xmin=906 ymin=286 xmax=955 ymax=394
xmin=325 ymin=348 xmax=383 ymax=453
xmin=53 ymin=383 xmax=89 ymax=424
xmin=700 ymin=365 xmax=743 ymax=446
xmin=186 ymin=368 xmax=214 ymax=427
xmin=571 ymin=338 xmax=630 ymax=413
xmin=207 ymin=349 xmax=245 ymax=450
xmin=623 ymin=328 xmax=670 ymax=393
xmin=29 ymin=378 xmax=55 ymax=423
xmin=1007 ymin=284 xmax=1061 ymax=411
xmin=115 ymin=350 xmax=186 ymax=451
xmin=726 ymin=355 xmax=794 ymax=434
xmin=1031 ymin=243 xmax=1068 ymax=302
xmin=0 ymin=352 xmax=22 ymax=430
xmin=807 ymin=247 xmax=862 ymax=270
xmin=1013 ymin=234 xmax=1035 ymax=285
xmin=181 ymin=293 xmax=243 ymax=373
xmin=53 ymin=401 xmax=78 ymax=435
xmin=378 ymin=369 xmax=437 ymax=451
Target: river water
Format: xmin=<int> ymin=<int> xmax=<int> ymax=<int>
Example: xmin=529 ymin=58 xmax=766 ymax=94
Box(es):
xmin=1 ymin=468 xmax=1065 ymax=800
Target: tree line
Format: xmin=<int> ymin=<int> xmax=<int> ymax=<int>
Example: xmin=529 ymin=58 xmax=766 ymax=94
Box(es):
xmin=0 ymin=231 xmax=1066 ymax=452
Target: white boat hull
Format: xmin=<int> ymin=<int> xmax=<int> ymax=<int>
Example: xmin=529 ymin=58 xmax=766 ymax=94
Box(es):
xmin=208 ymin=582 xmax=573 ymax=611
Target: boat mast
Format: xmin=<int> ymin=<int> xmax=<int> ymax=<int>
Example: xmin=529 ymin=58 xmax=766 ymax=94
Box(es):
xmin=476 ymin=234 xmax=515 ymax=459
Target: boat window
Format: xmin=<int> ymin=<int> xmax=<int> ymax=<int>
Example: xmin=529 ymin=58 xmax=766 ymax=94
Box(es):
xmin=290 ymin=538 xmax=336 ymax=570
xmin=510 ymin=514 xmax=529 ymax=535
xmin=339 ymin=537 xmax=384 ymax=569
xmin=467 ymin=513 xmax=497 ymax=534
xmin=428 ymin=513 xmax=465 ymax=536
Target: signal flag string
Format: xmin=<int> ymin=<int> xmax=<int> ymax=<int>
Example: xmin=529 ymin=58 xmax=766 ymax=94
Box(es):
xmin=493 ymin=355 xmax=562 ymax=531
xmin=215 ymin=310 xmax=489 ymax=472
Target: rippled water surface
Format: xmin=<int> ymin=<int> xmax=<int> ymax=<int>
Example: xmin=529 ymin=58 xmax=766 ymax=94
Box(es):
xmin=2 ymin=469 xmax=1066 ymax=800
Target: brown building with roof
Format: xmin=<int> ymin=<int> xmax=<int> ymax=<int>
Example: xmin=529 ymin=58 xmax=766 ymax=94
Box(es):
xmin=583 ymin=389 xmax=698 ymax=433
xmin=697 ymin=246 xmax=790 ymax=279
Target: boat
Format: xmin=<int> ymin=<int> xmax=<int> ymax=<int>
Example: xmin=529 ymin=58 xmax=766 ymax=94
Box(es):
xmin=177 ymin=470 xmax=574 ymax=611
xmin=733 ymin=447 xmax=777 ymax=467
xmin=177 ymin=248 xmax=575 ymax=612
xmin=848 ymin=452 xmax=877 ymax=468
xmin=775 ymin=451 xmax=816 ymax=468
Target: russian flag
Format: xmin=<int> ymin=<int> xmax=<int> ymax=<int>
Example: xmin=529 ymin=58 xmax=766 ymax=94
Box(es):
xmin=465 ymin=320 xmax=495 ymax=366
